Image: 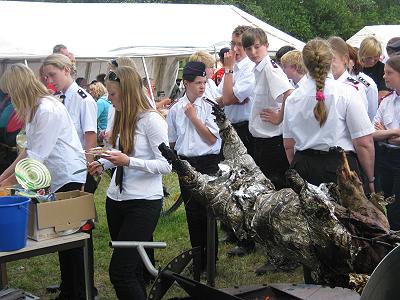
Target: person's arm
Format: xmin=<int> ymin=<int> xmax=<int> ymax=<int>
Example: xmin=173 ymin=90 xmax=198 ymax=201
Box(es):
xmin=260 ymin=89 xmax=293 ymax=125
xmin=84 ymin=132 xmax=97 ymax=162
xmin=0 ymin=149 xmax=27 ymax=187
xmin=185 ymin=103 xmax=217 ymax=145
xmin=372 ymin=123 xmax=400 ymax=141
xmin=353 ymin=134 xmax=375 ymax=193
xmin=221 ymin=50 xmax=240 ymax=106
xmin=283 ymin=138 xmax=295 ymax=165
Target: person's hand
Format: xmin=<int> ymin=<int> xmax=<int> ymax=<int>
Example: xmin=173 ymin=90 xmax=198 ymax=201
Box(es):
xmin=184 ymin=103 xmax=197 ymax=121
xmin=374 ymin=122 xmax=386 ymax=130
xmin=224 ymin=50 xmax=235 ymax=70
xmin=260 ymin=108 xmax=282 ymax=125
xmin=0 ymin=175 xmax=17 ymax=188
xmin=88 ymin=161 xmax=104 ymax=176
xmin=205 ymin=67 xmax=214 ymax=80
xmin=156 ymin=98 xmax=172 ymax=109
xmin=104 ymin=151 xmax=130 ymax=167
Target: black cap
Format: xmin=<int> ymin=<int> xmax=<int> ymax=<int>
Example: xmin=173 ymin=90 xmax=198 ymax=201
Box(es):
xmin=387 ymin=37 xmax=400 ymax=56
xmin=219 ymin=47 xmax=230 ymax=60
xmin=183 ymin=61 xmax=206 ymax=77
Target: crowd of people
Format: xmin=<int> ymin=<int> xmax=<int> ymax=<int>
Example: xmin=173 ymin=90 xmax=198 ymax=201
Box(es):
xmin=0 ymin=27 xmax=399 ymax=300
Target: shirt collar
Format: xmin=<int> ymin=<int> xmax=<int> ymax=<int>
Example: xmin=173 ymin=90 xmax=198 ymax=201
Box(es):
xmin=255 ymin=55 xmax=270 ymax=72
xmin=182 ymin=94 xmax=203 ymax=107
xmin=337 ymin=70 xmax=350 ymax=83
xmin=64 ymin=81 xmax=79 ymax=99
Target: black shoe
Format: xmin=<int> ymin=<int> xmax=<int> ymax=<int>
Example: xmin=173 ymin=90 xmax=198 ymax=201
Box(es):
xmin=227 ymin=246 xmax=254 ymax=257
xmin=254 ymin=262 xmax=278 ymax=276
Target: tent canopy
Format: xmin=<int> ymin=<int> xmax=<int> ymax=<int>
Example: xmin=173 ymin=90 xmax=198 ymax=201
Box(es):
xmin=0 ymin=1 xmax=305 ymax=98
xmin=0 ymin=1 xmax=304 ymax=60
xmin=346 ymin=25 xmax=400 ymax=59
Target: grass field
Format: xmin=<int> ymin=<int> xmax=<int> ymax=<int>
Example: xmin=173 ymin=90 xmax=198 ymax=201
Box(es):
xmin=6 ymin=173 xmax=302 ymax=299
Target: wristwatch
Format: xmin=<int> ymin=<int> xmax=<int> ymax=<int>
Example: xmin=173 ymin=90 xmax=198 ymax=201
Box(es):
xmin=224 ymin=69 xmax=234 ymax=74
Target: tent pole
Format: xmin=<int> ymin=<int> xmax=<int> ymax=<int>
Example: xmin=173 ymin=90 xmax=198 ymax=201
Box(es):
xmin=141 ymin=56 xmax=156 ymax=108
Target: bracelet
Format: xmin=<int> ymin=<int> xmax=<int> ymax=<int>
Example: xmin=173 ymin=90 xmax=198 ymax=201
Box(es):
xmin=368 ymin=176 xmax=375 ymax=183
xmin=96 ymin=160 xmax=105 ymax=171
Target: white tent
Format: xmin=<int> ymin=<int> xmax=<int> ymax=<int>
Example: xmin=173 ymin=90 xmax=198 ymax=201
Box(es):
xmin=0 ymin=1 xmax=305 ymax=97
xmin=346 ymin=25 xmax=400 ymax=60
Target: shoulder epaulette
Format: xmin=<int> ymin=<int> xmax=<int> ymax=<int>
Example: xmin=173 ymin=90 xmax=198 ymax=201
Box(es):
xmin=344 ymin=82 xmax=359 ymax=91
xmin=357 ymin=76 xmax=370 ymax=88
xmin=270 ymin=59 xmax=279 ymax=69
xmin=346 ymin=77 xmax=360 ymax=85
xmin=77 ymin=89 xmax=87 ymax=99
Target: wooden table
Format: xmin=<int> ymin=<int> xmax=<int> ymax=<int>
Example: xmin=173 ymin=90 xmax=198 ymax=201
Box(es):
xmin=0 ymin=233 xmax=92 ymax=300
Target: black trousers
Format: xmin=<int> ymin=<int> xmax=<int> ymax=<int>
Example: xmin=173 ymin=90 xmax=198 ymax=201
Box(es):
xmin=106 ymin=197 xmax=162 ymax=300
xmin=232 ymin=121 xmax=254 ymax=158
xmin=253 ymin=135 xmax=289 ymax=190
xmin=57 ymin=182 xmax=89 ymax=300
xmin=179 ymin=154 xmax=220 ymax=272
xmin=291 ymin=149 xmax=360 ymax=284
xmin=376 ymin=144 xmax=400 ymax=230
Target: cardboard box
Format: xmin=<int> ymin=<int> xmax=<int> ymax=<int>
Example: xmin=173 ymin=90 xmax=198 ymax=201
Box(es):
xmin=28 ymin=190 xmax=96 ymax=241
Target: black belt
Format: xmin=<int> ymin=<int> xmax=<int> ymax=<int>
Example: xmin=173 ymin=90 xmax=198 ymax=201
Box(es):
xmin=232 ymin=121 xmax=249 ymax=128
xmin=253 ymin=135 xmax=282 ymax=143
xmin=179 ymin=154 xmax=220 ymax=165
xmin=377 ymin=143 xmax=400 ymax=153
xmin=298 ymin=148 xmax=356 ymax=157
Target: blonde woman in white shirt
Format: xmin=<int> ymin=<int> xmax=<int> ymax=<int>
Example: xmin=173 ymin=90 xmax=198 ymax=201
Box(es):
xmin=0 ymin=64 xmax=87 ymax=300
xmin=88 ymin=66 xmax=171 ymax=300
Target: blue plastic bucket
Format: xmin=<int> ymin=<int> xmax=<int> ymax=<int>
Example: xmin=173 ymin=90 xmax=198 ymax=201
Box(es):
xmin=0 ymin=196 xmax=30 ymax=251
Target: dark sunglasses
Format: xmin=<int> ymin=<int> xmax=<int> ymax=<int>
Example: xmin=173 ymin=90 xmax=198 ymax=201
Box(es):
xmin=106 ymin=71 xmax=120 ymax=82
xmin=111 ymin=59 xmax=118 ymax=67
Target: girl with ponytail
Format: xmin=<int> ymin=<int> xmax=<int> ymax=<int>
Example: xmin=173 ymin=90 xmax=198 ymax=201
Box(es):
xmin=283 ymin=39 xmax=376 ymax=283
xmin=283 ymin=37 xmax=376 ymax=201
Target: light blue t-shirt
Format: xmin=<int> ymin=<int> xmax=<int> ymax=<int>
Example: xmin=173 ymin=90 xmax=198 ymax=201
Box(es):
xmin=96 ymin=95 xmax=111 ymax=131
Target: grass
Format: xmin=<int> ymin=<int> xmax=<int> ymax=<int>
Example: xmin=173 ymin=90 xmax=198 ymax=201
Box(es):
xmin=6 ymin=173 xmax=302 ymax=299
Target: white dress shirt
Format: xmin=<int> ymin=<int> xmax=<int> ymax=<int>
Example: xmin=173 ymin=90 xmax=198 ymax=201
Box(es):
xmin=352 ymin=72 xmax=379 ymax=122
xmin=204 ymin=79 xmax=219 ymax=102
xmin=64 ymin=81 xmax=98 ymax=148
xmin=167 ymin=95 xmax=221 ymax=157
xmin=337 ymin=70 xmax=370 ymax=118
xmin=249 ymin=55 xmax=293 ymax=138
xmin=373 ymin=91 xmax=400 ymax=129
xmin=100 ymin=111 xmax=171 ymax=201
xmin=26 ymin=96 xmax=86 ymax=192
xmin=218 ymin=57 xmax=255 ymax=123
xmin=283 ymin=76 xmax=374 ymax=152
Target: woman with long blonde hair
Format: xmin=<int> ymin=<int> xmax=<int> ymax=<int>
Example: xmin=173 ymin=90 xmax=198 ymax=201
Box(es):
xmin=88 ymin=66 xmax=171 ymax=300
xmin=0 ymin=64 xmax=87 ymax=299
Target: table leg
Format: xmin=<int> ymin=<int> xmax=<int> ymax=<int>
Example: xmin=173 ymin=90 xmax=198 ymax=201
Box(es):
xmin=83 ymin=239 xmax=93 ymax=300
xmin=206 ymin=210 xmax=216 ymax=287
xmin=0 ymin=263 xmax=7 ymax=289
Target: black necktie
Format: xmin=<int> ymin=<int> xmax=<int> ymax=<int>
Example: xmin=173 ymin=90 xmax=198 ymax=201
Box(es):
xmin=115 ymin=141 xmax=124 ymax=193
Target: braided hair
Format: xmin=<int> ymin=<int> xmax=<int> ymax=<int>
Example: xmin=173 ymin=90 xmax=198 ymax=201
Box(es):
xmin=302 ymin=39 xmax=332 ymax=127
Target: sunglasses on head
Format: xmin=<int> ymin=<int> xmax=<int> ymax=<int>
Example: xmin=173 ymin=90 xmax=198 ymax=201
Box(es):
xmin=107 ymin=71 xmax=120 ymax=82
xmin=111 ymin=59 xmax=118 ymax=67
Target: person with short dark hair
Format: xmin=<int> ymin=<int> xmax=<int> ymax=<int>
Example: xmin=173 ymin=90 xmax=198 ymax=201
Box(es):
xmin=167 ymin=61 xmax=221 ymax=278
xmin=96 ymin=73 xmax=106 ymax=86
xmin=212 ymin=47 xmax=230 ymax=86
xmin=274 ymin=45 xmax=295 ymax=65
xmin=242 ymin=27 xmax=293 ymax=189
xmin=386 ymin=37 xmax=400 ymax=58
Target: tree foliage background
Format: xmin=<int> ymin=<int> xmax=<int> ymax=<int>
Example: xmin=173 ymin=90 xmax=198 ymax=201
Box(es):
xmin=28 ymin=0 xmax=400 ymax=42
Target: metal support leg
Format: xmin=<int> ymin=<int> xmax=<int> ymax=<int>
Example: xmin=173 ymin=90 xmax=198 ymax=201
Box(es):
xmin=206 ymin=209 xmax=216 ymax=286
xmin=0 ymin=263 xmax=7 ymax=289
xmin=83 ymin=239 xmax=93 ymax=300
